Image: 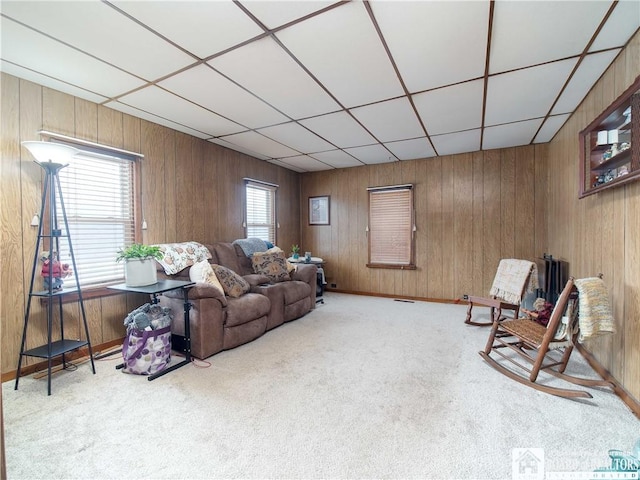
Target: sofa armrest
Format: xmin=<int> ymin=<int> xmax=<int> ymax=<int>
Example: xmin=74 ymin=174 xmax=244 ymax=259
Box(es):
xmin=163 ymin=282 xmax=228 ymax=307
xmin=243 ymin=274 xmax=272 ymax=286
xmin=292 ymin=263 xmax=317 ymax=284
xmin=158 ymin=294 xmax=226 ymax=360
xmin=292 ymin=263 xmax=318 ymax=310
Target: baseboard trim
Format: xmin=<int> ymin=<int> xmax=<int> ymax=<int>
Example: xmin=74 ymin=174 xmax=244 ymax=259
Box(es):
xmin=323 ymin=288 xmax=463 ymax=305
xmin=1 ymin=338 xmax=124 ymax=383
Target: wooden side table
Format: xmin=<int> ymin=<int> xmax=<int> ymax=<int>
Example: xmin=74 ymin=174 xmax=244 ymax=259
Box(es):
xmin=108 ymin=279 xmax=194 ymax=381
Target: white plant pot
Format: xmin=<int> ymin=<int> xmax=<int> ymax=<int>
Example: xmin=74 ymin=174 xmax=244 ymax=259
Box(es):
xmin=124 ymin=258 xmax=158 ymax=287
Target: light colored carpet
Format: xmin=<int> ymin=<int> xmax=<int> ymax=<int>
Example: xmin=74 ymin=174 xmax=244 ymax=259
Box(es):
xmin=3 ymin=293 xmax=638 ymax=479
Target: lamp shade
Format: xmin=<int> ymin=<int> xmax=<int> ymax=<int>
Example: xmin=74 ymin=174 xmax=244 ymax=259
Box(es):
xmin=21 ymin=141 xmax=79 ymax=164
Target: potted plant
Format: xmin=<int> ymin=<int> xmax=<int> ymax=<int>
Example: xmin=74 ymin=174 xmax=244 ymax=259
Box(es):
xmin=291 ymin=244 xmax=300 ymax=260
xmin=116 ymin=243 xmax=163 ymax=287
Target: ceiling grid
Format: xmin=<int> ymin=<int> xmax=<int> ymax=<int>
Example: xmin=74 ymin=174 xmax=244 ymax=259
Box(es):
xmin=1 ymin=0 xmax=638 ymax=172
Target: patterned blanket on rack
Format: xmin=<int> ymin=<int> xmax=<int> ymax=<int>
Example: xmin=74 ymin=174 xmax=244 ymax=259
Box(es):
xmin=489 ymin=259 xmax=539 ymax=305
xmin=575 ymin=277 xmax=615 ymax=342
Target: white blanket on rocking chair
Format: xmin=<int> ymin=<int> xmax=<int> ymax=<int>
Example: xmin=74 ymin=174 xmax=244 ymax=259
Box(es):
xmin=489 ymin=259 xmax=538 ymax=305
xmin=575 ymin=277 xmax=615 ymax=342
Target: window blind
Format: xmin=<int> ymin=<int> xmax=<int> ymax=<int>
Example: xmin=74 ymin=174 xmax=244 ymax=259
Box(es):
xmin=55 ymin=150 xmax=135 ymax=288
xmin=368 ymin=185 xmax=414 ymax=266
xmin=245 ymin=180 xmax=277 ymax=244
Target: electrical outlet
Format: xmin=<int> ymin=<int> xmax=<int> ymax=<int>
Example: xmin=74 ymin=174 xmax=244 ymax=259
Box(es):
xmin=330 ymin=283 xmax=337 ymax=288
xmin=463 ymin=294 xmax=469 ymax=300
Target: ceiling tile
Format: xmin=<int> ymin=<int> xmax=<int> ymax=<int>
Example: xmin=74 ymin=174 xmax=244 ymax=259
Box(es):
xmin=275 ymin=1 xmax=403 ymax=108
xmin=350 ymin=97 xmax=424 ymax=142
xmin=0 ymin=61 xmax=108 ymax=104
xmin=1 ymin=1 xmax=195 ymax=81
xmin=208 ymin=138 xmax=270 ymax=160
xmin=274 ymin=155 xmax=334 ymax=172
xmin=344 ymin=144 xmax=396 ymax=164
xmin=371 ymin=1 xmax=489 ymax=92
xmin=209 ymin=37 xmax=341 ymax=119
xmin=111 ymin=1 xmax=263 ymax=59
xmin=482 ymin=118 xmax=544 ymax=150
xmin=299 ymin=111 xmax=376 ymax=148
xmin=534 ymin=114 xmax=571 ymax=143
xmin=431 ymin=129 xmax=481 ymax=156
xmin=413 ymin=79 xmax=484 ymax=136
xmin=552 ymin=49 xmax=621 ymax=115
xmin=240 ymin=1 xmax=337 ymax=30
xmin=310 ymin=150 xmax=363 ymax=169
xmin=257 ymin=122 xmax=335 ymax=153
xmin=219 ymin=131 xmax=300 ymax=158
xmin=266 ymin=159 xmax=307 ymax=173
xmin=106 ymin=101 xmax=211 ymax=139
xmin=0 ymin=17 xmax=146 ymax=98
xmin=384 ymin=138 xmax=436 ymax=161
xmin=117 ymin=86 xmax=245 ymax=137
xmin=490 ymin=1 xmax=611 ymax=74
xmin=485 ymin=59 xmax=577 ymax=126
xmin=590 ymin=1 xmax=640 ymax=52
xmin=2 ymin=0 xmax=637 ymax=173
xmin=159 ymin=64 xmax=289 ymax=129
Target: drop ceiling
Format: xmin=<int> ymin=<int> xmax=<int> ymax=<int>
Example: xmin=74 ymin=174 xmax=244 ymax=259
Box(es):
xmin=1 ymin=1 xmax=638 ymax=173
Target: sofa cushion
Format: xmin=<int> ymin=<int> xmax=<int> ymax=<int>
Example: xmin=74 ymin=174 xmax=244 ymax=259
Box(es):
xmin=155 ymin=241 xmax=211 ymax=275
xmin=283 ymin=280 xmax=312 ymax=304
xmin=224 ymin=293 xmax=270 ymax=328
xmin=212 ymin=243 xmax=241 ymax=273
xmin=190 ymin=260 xmax=224 ymax=296
xmin=233 ymin=244 xmax=254 ymax=276
xmin=252 ymin=250 xmax=291 ymax=282
xmin=212 ymin=264 xmax=250 ymax=298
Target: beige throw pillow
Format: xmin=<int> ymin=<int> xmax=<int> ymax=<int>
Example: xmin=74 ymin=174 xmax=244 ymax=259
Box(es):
xmin=189 ymin=260 xmax=224 ymax=296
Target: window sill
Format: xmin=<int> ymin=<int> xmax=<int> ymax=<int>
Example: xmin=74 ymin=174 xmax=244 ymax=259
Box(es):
xmin=39 ymin=281 xmax=129 ymax=305
xmin=366 ymin=263 xmax=416 ymax=270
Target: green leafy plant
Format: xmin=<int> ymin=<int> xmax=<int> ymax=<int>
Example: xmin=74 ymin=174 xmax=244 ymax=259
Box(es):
xmin=291 ymin=244 xmax=300 ymax=254
xmin=116 ymin=243 xmax=163 ymax=263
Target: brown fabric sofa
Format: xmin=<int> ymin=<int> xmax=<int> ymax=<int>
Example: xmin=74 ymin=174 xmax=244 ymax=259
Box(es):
xmin=156 ymin=242 xmax=317 ymax=359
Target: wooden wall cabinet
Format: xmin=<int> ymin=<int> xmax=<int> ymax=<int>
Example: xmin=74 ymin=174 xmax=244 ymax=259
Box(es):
xmin=579 ymin=76 xmax=640 ymax=198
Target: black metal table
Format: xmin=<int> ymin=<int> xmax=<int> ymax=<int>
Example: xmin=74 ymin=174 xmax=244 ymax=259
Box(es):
xmin=109 ymin=279 xmax=194 ymax=381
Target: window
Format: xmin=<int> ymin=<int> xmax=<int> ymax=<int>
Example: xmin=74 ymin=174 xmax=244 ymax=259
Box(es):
xmin=245 ymin=179 xmax=277 ymax=244
xmin=52 ymin=139 xmax=138 ymax=288
xmin=367 ymin=184 xmax=415 ymax=268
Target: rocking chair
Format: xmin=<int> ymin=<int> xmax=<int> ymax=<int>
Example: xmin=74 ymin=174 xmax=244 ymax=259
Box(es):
xmin=479 ymin=275 xmax=614 ymax=398
xmin=465 ymin=259 xmax=537 ymax=326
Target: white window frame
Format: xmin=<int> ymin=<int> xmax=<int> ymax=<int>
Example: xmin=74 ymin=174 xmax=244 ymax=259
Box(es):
xmin=244 ymin=178 xmax=278 ymax=244
xmin=367 ymin=184 xmax=416 ymax=269
xmin=46 ymin=135 xmax=140 ymax=289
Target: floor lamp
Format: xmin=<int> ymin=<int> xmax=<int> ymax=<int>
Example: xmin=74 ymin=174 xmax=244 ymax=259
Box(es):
xmin=15 ymin=141 xmax=96 ymax=395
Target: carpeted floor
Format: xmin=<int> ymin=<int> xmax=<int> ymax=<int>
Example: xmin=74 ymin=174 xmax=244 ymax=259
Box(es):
xmin=3 ymin=292 xmax=639 ymax=479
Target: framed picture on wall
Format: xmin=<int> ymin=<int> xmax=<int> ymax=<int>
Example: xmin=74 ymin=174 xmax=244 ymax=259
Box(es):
xmin=309 ymin=195 xmax=330 ymax=225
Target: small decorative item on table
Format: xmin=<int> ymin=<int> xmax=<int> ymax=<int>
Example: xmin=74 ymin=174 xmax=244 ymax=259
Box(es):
xmin=291 ymin=244 xmax=300 ymax=260
xmin=40 ymin=251 xmax=72 ymax=291
xmin=305 ymin=252 xmax=312 ymax=263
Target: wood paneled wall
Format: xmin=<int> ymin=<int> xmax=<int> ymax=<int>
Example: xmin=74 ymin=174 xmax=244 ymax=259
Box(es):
xmin=300 ymin=145 xmax=548 ymax=301
xmin=0 ymin=73 xmax=300 ymax=376
xmin=547 ymin=30 xmax=640 ymax=402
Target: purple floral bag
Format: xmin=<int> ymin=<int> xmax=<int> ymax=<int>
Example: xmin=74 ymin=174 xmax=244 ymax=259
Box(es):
xmin=121 ymin=326 xmax=171 ymax=375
